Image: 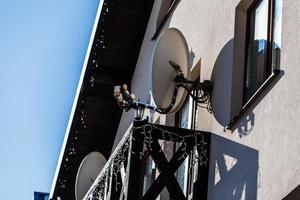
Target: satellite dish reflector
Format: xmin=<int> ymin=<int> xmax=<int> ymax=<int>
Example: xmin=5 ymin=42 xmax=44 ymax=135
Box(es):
xmin=151 ymin=28 xmax=190 ymax=114
xmin=75 ymin=151 xmax=106 ymax=200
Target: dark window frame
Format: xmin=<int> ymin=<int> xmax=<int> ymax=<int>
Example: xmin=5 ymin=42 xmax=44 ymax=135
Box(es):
xmin=226 ymin=0 xmax=282 ymax=130
xmin=243 ymin=0 xmax=277 ymax=104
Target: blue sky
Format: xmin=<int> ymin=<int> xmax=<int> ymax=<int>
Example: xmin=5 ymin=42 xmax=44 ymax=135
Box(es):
xmin=0 ymin=0 xmax=100 ymax=199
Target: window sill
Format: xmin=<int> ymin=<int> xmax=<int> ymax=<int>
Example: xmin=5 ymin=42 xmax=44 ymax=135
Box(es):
xmin=224 ymin=69 xmax=282 ymax=131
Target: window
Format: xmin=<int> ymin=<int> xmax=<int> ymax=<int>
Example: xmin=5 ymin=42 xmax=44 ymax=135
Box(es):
xmin=155 ymin=85 xmax=199 ymax=199
xmin=174 ymin=98 xmax=190 ymax=194
xmin=173 ymin=84 xmax=199 ymax=199
xmin=227 ymin=0 xmax=282 ymax=129
xmin=243 ymin=0 xmax=282 ymax=103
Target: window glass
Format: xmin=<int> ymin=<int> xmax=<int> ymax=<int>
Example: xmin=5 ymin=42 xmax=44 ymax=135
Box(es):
xmin=244 ymin=0 xmax=270 ymax=102
xmin=142 ymin=154 xmax=155 ymax=195
xmin=175 ymin=99 xmax=189 ymax=192
xmin=173 ymin=83 xmax=200 ymax=199
xmin=272 ymin=0 xmax=282 ymax=70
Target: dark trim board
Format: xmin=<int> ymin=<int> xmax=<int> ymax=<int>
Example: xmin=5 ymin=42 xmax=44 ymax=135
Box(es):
xmin=51 ymin=0 xmax=154 ymax=199
xmin=283 ymin=185 xmax=300 ymax=200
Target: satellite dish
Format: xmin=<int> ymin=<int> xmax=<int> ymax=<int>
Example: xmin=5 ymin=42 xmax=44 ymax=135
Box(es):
xmin=151 ymin=28 xmax=190 ymax=114
xmin=75 ymin=151 xmax=106 ymax=200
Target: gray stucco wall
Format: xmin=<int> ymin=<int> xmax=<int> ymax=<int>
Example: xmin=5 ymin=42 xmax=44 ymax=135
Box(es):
xmin=114 ymin=0 xmax=300 ymax=199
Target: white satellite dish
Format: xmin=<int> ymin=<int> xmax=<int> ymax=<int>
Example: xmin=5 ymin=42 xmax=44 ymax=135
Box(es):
xmin=151 ymin=28 xmax=190 ymax=114
xmin=75 ymin=151 xmax=106 ymax=200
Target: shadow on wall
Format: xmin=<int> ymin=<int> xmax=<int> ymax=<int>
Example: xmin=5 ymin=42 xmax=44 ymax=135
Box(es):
xmin=210 ymin=39 xmax=234 ymax=126
xmin=189 ymin=48 xmax=195 ymax=68
xmin=236 ymin=112 xmax=255 ymax=137
xmin=208 ymin=133 xmax=259 ymax=200
xmin=210 ymin=39 xmax=255 ymax=137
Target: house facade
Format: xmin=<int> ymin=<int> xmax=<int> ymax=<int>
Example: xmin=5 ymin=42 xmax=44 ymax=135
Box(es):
xmin=50 ymin=0 xmax=300 ymax=199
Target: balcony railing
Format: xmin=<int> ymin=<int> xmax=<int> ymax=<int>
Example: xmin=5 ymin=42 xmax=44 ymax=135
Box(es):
xmin=84 ymin=120 xmax=211 ymax=200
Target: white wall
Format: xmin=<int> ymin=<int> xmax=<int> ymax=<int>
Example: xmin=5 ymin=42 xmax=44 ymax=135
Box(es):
xmin=115 ymin=0 xmax=300 ymax=199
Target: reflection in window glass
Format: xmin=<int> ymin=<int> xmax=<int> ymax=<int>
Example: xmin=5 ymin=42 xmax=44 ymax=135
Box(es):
xmin=179 ymin=99 xmax=189 ymax=129
xmin=272 ymin=0 xmax=282 ymax=70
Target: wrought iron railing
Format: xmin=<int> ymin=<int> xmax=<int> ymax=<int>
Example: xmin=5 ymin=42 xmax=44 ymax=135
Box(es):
xmin=84 ymin=120 xmax=211 ymax=200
